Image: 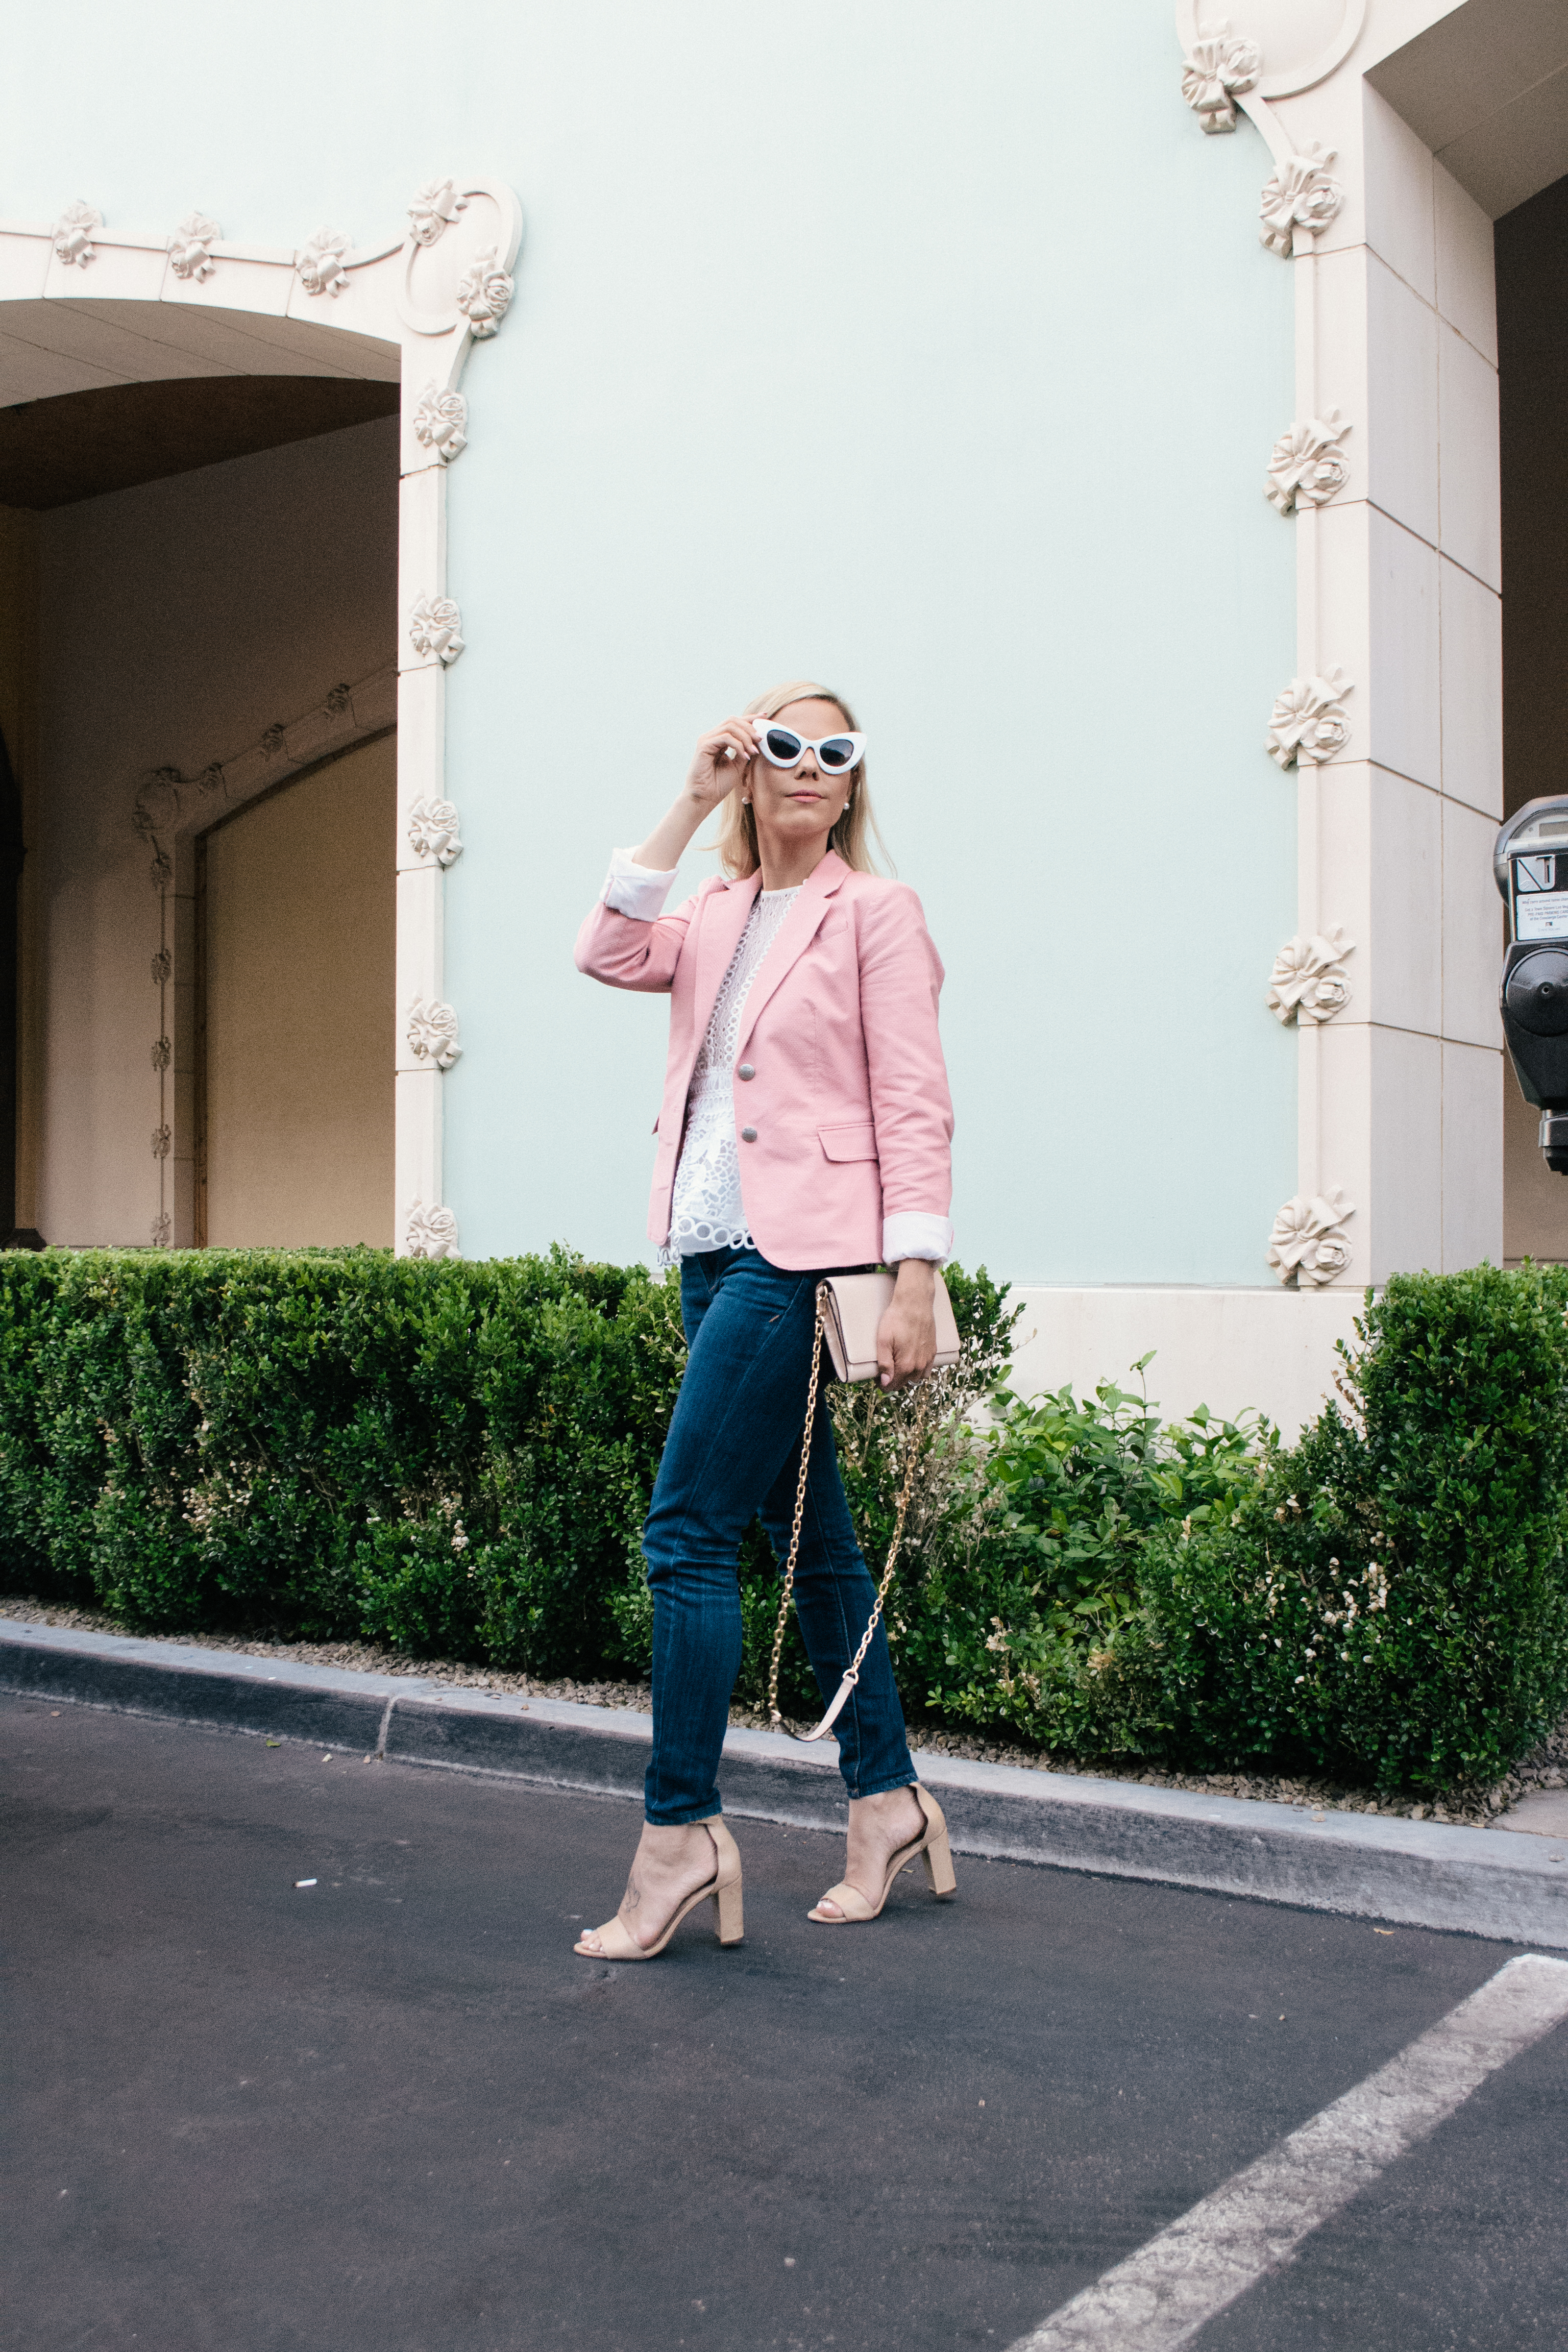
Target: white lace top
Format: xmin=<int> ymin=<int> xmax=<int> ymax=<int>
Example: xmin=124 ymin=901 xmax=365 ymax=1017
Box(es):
xmin=664 ymin=885 xmax=800 ymax=1260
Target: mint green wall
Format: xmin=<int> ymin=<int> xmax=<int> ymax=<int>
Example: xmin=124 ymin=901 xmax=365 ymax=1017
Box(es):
xmin=7 ymin=0 xmax=1295 ymax=1283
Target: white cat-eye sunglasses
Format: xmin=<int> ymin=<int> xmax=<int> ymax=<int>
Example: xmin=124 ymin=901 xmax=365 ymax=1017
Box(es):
xmin=748 ymin=722 xmax=867 ymax=773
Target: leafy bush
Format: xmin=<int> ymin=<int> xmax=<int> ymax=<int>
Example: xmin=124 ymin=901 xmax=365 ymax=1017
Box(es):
xmin=908 ymin=1370 xmax=1270 ymax=1753
xmin=1134 ymin=1265 xmax=1568 ymax=1791
xmin=0 ymin=1244 xmax=684 ymax=1677
xmin=940 ymin=1265 xmax=1568 ymax=1792
xmin=6 ymin=1247 xmax=1567 ymax=1795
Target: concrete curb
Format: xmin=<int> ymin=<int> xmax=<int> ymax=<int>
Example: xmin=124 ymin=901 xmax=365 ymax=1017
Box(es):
xmin=6 ymin=1618 xmax=1568 ymax=1948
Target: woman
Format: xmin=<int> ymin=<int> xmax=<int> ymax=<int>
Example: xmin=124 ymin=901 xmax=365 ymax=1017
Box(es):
xmin=572 ymin=680 xmax=956 ymax=1958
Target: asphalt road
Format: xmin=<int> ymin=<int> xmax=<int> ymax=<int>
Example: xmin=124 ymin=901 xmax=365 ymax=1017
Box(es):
xmin=5 ymin=1693 xmax=1565 ymax=2352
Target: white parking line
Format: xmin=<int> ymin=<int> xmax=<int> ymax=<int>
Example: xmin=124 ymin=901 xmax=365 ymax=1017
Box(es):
xmin=1009 ymin=1952 xmax=1568 ymax=2352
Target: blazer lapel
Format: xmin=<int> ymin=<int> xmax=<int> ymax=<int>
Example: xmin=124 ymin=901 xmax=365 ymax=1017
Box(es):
xmin=734 ymin=851 xmax=847 ymax=1058
xmin=689 ymin=871 xmax=762 ymax=1047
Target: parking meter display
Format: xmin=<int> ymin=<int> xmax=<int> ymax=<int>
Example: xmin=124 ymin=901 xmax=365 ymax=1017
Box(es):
xmin=1494 ymin=800 xmax=1568 ymax=1174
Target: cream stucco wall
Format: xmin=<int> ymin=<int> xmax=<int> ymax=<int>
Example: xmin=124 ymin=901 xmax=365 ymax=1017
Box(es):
xmin=32 ymin=414 xmax=396 ymax=1245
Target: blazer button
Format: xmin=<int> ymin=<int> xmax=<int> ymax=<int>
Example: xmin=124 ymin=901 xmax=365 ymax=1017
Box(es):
xmin=740 ymin=1126 xmax=757 ymax=1143
xmin=737 ymin=1063 xmax=755 ymax=1081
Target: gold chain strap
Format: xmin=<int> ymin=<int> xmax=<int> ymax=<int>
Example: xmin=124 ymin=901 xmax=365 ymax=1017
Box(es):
xmin=767 ymin=1282 xmax=934 ymax=1732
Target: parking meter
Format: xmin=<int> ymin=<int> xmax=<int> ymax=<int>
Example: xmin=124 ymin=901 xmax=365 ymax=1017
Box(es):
xmin=1496 ymin=798 xmax=1568 ymax=1172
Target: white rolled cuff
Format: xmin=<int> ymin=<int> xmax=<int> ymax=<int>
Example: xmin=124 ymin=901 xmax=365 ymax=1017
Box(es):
xmin=602 ymin=846 xmax=678 ymax=921
xmin=882 ymin=1212 xmax=953 ymax=1266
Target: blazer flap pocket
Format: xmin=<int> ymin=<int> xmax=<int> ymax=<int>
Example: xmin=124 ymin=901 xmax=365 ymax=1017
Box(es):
xmin=818 ymin=1122 xmax=878 ymax=1164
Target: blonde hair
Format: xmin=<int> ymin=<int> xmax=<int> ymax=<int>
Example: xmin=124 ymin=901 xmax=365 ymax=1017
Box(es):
xmin=710 ymin=678 xmax=890 ymax=879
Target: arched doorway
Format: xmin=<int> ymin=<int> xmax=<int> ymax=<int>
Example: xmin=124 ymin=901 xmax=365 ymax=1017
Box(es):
xmin=198 ymin=732 xmax=396 ymax=1246
xmin=0 ymin=177 xmax=522 ymax=1253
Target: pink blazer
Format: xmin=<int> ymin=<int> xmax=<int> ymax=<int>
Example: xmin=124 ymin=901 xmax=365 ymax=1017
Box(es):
xmin=575 ymin=850 xmax=953 ymax=1271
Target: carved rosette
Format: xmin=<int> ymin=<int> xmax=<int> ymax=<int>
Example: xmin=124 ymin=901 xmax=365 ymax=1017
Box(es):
xmin=456 ymin=246 xmax=514 ymax=338
xmin=167 ymin=211 xmax=221 ymax=283
xmin=53 ymin=201 xmax=102 ymax=268
xmin=1267 ymin=668 xmax=1353 ymax=769
xmin=1260 ymin=143 xmax=1345 ymax=257
xmin=1180 ymin=22 xmax=1261 ymax=135
xmin=1267 ymin=410 xmax=1352 ymax=514
xmin=407 ymin=797 xmax=464 ymax=867
xmin=296 ymin=227 xmax=351 ymax=298
xmin=152 ymin=1124 xmax=172 ymax=1160
xmin=405 ymin=1200 xmax=461 ymax=1260
xmin=407 ymin=997 xmax=462 ymax=1070
xmin=413 ymin=383 xmax=468 ymax=462
xmin=1267 ymin=1189 xmax=1355 ymax=1288
xmin=409 ymin=595 xmax=465 ymax=666
xmin=1268 ymin=926 xmax=1355 ymax=1025
xmin=408 ymin=178 xmax=467 ymax=246
xmin=150 ymin=1036 xmax=172 ymax=1072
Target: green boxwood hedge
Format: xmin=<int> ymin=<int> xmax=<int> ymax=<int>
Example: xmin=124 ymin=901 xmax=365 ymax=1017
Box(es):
xmin=4 ymin=1246 xmax=1567 ymax=1794
xmin=0 ymin=1245 xmax=1012 ymax=1701
xmin=0 ymin=1245 xmax=684 ymax=1675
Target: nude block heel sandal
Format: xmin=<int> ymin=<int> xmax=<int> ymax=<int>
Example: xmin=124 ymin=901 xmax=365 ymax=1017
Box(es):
xmin=808 ymin=1785 xmax=957 ymax=1924
xmin=575 ymin=1818 xmax=744 ymax=1961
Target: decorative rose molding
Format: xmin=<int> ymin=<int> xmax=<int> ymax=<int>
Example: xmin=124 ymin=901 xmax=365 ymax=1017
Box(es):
xmin=151 ymin=1210 xmax=172 ymax=1248
xmin=296 ymin=226 xmax=351 ymax=298
xmin=1173 ymin=0 xmax=1367 ymax=102
xmin=151 ymin=948 xmax=172 ymax=985
xmin=405 ymin=1200 xmax=461 ymax=1260
xmin=456 ymin=246 xmax=514 ymax=338
xmin=407 ymin=797 xmax=464 ymax=868
xmin=1267 ymin=668 xmax=1352 ymax=769
xmin=1266 ymin=409 xmax=1351 ymax=514
xmin=408 ymin=178 xmax=467 ymax=247
xmin=1267 ymin=1189 xmax=1355 ymax=1288
xmin=150 ymin=1036 xmax=171 ymax=1072
xmin=1268 ymin=926 xmax=1355 ymax=1025
xmin=1180 ymin=21 xmax=1260 ymax=135
xmin=53 ymin=201 xmax=102 ymax=268
xmin=152 ymin=1124 xmax=171 ymax=1160
xmin=167 ymin=211 xmax=220 ymax=283
xmin=1260 ymin=143 xmax=1344 ymax=258
xmin=409 ymin=594 xmax=465 ymax=665
xmin=413 ymin=382 xmax=468 ymax=462
xmin=407 ymin=997 xmax=462 ymax=1070
xmin=130 ymin=670 xmax=394 ymax=866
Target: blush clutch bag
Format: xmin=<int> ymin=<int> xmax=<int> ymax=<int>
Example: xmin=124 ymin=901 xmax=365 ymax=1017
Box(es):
xmin=818 ymin=1267 xmax=960 ymax=1384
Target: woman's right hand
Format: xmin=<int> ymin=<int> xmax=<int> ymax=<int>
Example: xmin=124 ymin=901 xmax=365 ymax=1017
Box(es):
xmin=630 ymin=718 xmax=762 ymax=873
xmin=685 ymin=717 xmax=760 ymax=813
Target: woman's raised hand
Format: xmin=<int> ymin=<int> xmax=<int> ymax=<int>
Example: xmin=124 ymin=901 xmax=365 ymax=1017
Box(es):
xmin=631 ymin=719 xmax=761 ymax=874
xmin=685 ymin=718 xmax=760 ymax=813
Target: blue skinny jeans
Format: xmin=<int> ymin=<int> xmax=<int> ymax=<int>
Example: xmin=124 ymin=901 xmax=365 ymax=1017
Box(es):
xmin=641 ymin=1245 xmax=918 ymax=1825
